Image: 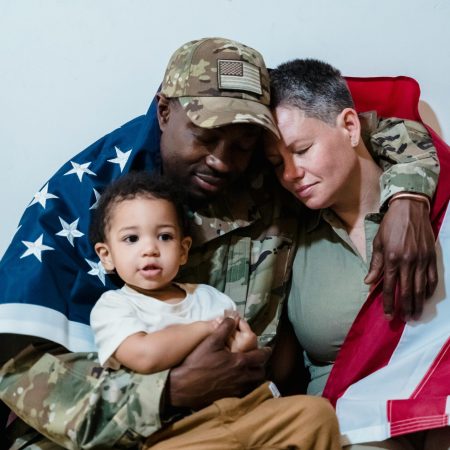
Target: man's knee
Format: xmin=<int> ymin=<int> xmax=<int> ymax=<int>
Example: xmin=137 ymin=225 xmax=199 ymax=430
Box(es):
xmin=308 ymin=396 xmax=339 ymax=428
xmin=285 ymin=395 xmax=339 ymax=431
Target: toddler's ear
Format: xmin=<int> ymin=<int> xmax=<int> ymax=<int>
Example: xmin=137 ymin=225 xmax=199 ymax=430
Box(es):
xmin=94 ymin=242 xmax=115 ymax=271
xmin=179 ymin=236 xmax=192 ymax=266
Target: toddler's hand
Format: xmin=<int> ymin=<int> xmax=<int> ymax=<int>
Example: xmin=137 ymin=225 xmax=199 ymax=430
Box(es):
xmin=228 ymin=318 xmax=258 ymax=353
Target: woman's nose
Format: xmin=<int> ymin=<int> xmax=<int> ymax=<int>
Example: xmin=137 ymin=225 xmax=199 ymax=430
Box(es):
xmin=283 ymin=158 xmax=305 ymax=182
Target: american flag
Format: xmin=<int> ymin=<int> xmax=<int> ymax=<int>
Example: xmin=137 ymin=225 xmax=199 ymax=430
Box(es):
xmin=323 ymin=121 xmax=450 ymax=444
xmin=0 ymin=96 xmax=161 ymax=352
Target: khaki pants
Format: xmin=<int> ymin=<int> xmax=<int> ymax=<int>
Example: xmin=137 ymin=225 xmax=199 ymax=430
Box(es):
xmin=144 ymin=382 xmax=341 ymax=450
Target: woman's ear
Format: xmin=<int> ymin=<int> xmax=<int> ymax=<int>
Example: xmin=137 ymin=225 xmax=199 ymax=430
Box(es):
xmin=179 ymin=236 xmax=193 ymax=266
xmin=94 ymin=242 xmax=115 ymax=271
xmin=337 ymin=108 xmax=361 ymax=147
xmin=157 ymin=94 xmax=171 ymax=130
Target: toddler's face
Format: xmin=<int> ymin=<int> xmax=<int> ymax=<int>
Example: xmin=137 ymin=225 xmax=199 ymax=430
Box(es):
xmin=95 ymin=195 xmax=191 ymax=295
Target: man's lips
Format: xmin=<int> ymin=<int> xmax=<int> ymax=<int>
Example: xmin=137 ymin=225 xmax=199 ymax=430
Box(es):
xmin=193 ymin=173 xmax=227 ymax=192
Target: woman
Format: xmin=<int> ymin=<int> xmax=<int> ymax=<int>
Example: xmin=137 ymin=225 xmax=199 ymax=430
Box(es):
xmin=266 ymin=59 xmax=450 ymax=450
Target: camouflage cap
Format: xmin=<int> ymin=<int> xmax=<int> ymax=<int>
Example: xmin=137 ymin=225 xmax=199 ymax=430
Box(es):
xmin=161 ymin=37 xmax=279 ymax=138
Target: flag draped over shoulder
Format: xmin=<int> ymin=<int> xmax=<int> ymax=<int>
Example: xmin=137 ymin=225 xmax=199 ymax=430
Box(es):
xmin=323 ymin=77 xmax=450 ymax=444
xmin=0 ymin=95 xmax=161 ymax=352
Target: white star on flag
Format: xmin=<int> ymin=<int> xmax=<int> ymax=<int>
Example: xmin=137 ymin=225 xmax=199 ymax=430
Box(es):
xmin=85 ymin=259 xmax=106 ymax=285
xmin=108 ymin=146 xmax=132 ymax=172
xmin=28 ymin=183 xmax=59 ymax=209
xmin=21 ymin=234 xmax=54 ymax=262
xmin=64 ymin=161 xmax=96 ymax=182
xmin=89 ymin=189 xmax=101 ymax=210
xmin=55 ymin=217 xmax=84 ymax=246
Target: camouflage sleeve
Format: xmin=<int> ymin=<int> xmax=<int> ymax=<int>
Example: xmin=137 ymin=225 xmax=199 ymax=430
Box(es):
xmin=0 ymin=344 xmax=168 ymax=448
xmin=369 ymin=118 xmax=440 ymax=208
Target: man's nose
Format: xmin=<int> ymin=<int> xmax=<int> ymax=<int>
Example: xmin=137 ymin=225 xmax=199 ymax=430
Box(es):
xmin=205 ymin=142 xmax=233 ymax=174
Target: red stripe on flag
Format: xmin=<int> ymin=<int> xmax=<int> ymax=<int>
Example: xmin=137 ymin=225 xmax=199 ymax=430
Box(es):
xmin=388 ymin=397 xmax=448 ymax=436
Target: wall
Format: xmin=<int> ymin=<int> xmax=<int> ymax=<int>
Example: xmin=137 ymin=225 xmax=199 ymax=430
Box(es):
xmin=1 ymin=0 xmax=449 ymax=256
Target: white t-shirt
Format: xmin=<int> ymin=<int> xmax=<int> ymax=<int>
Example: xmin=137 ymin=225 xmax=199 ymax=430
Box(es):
xmin=90 ymin=283 xmax=236 ymax=369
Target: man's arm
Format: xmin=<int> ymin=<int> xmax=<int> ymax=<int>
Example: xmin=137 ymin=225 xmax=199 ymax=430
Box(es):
xmin=370 ymin=118 xmax=439 ymax=206
xmin=365 ymin=118 xmax=439 ymax=319
xmin=0 ymin=341 xmax=170 ymax=449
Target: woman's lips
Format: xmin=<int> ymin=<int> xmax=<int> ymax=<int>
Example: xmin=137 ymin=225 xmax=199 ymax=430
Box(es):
xmin=295 ymin=182 xmax=317 ymax=198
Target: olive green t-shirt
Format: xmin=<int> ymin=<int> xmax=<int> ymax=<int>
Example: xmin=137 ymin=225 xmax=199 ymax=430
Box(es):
xmin=288 ymin=208 xmax=382 ymax=395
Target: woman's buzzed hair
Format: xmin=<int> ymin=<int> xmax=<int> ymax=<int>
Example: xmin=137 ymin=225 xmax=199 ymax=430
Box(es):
xmin=89 ymin=171 xmax=189 ymax=245
xmin=270 ymin=58 xmax=354 ymax=125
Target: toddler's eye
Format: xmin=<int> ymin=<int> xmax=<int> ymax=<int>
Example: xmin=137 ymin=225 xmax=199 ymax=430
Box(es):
xmin=159 ymin=233 xmax=173 ymax=241
xmin=124 ymin=235 xmax=138 ymax=243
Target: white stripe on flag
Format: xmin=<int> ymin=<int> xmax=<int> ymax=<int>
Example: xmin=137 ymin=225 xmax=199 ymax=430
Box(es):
xmin=0 ymin=303 xmax=96 ymax=352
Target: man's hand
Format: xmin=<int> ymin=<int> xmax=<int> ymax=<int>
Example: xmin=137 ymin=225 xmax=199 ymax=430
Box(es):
xmin=365 ymin=198 xmax=438 ymax=320
xmin=167 ymin=318 xmax=270 ymax=410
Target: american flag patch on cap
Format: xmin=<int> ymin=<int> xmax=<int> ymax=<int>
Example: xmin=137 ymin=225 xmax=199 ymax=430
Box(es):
xmin=217 ymin=59 xmax=262 ymax=95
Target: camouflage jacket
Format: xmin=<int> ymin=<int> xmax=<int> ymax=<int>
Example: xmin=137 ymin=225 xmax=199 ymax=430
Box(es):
xmin=0 ymin=116 xmax=439 ymax=449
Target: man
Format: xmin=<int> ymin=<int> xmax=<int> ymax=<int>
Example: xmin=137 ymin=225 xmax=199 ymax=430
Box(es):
xmin=0 ymin=38 xmax=439 ymax=448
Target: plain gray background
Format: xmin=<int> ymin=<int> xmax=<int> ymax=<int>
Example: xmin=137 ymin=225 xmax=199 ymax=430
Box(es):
xmin=1 ymin=0 xmax=449 ymax=256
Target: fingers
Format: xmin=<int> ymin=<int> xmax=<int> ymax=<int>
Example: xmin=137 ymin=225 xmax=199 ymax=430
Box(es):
xmin=426 ymin=257 xmax=438 ymax=298
xmin=237 ymin=318 xmax=252 ymax=333
xmin=381 ymin=251 xmax=399 ymax=320
xmin=232 ymin=319 xmax=258 ymax=353
xmin=412 ymin=263 xmax=427 ymax=319
xmin=372 ymin=199 xmax=437 ymax=321
xmin=237 ymin=346 xmax=272 ymax=368
xmin=397 ymin=263 xmax=415 ymax=319
xmin=228 ymin=348 xmax=271 ymax=387
xmin=365 ymin=238 xmax=384 ymax=285
xmin=387 ymin=255 xmax=436 ymax=321
xmin=224 ymin=309 xmax=240 ymax=324
xmin=206 ymin=317 xmax=236 ymax=350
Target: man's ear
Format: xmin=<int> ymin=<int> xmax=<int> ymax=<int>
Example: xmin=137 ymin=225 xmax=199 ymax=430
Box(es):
xmin=337 ymin=108 xmax=361 ymax=147
xmin=157 ymin=94 xmax=171 ymax=130
xmin=94 ymin=242 xmax=115 ymax=271
xmin=179 ymin=236 xmax=193 ymax=266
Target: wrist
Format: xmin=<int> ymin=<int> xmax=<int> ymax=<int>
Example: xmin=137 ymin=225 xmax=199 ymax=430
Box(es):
xmin=160 ymin=374 xmax=191 ymax=423
xmin=201 ymin=320 xmax=217 ymax=334
xmin=388 ymin=192 xmax=431 ymax=213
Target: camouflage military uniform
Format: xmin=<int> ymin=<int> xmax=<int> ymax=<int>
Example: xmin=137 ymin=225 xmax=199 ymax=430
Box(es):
xmin=371 ymin=118 xmax=438 ymax=205
xmin=0 ymin=120 xmax=439 ymax=449
xmin=0 ymin=38 xmax=440 ymax=450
